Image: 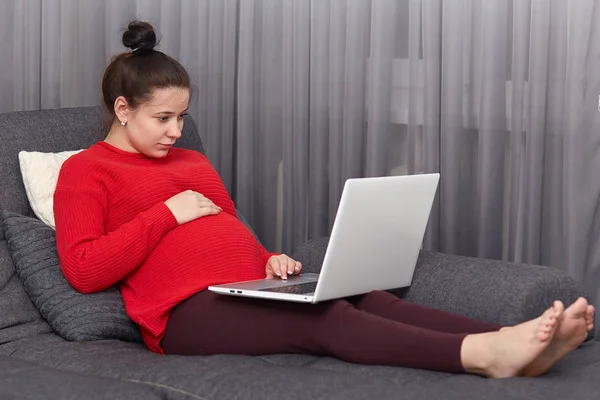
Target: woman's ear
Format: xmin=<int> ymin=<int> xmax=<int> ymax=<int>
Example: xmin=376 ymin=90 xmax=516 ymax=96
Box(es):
xmin=114 ymin=96 xmax=130 ymax=124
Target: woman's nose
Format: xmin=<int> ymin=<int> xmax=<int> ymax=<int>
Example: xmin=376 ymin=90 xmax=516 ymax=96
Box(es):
xmin=167 ymin=126 xmax=182 ymax=139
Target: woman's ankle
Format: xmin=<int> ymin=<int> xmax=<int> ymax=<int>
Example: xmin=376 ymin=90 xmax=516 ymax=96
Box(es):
xmin=460 ymin=332 xmax=495 ymax=376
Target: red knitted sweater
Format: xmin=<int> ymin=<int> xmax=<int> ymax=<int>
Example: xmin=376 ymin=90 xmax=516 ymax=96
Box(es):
xmin=54 ymin=141 xmax=273 ymax=353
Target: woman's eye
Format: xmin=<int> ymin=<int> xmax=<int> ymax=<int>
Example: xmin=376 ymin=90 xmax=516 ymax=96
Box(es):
xmin=178 ymin=113 xmax=188 ymax=120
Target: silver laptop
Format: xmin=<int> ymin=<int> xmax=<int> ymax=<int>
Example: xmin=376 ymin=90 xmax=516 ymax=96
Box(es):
xmin=208 ymin=173 xmax=440 ymax=303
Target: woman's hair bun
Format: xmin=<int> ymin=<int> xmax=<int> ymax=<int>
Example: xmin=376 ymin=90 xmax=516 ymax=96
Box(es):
xmin=122 ymin=20 xmax=157 ymax=52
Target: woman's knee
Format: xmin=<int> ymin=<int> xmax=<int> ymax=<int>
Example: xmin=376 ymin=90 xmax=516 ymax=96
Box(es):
xmin=350 ymin=290 xmax=398 ymax=309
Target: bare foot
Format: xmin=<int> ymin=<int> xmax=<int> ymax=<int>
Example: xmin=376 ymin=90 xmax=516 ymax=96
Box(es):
xmin=461 ymin=304 xmax=560 ymax=378
xmin=585 ymin=305 xmax=595 ymax=332
xmin=522 ymin=297 xmax=591 ymax=377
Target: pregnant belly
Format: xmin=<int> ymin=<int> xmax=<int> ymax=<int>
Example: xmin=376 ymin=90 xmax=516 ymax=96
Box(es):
xmin=126 ymin=212 xmax=267 ymax=299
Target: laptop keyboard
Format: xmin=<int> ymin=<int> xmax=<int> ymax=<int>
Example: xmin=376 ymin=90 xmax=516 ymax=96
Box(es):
xmin=259 ymin=281 xmax=318 ymax=295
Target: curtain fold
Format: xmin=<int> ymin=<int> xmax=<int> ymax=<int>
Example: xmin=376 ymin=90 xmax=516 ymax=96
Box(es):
xmin=561 ymin=0 xmax=600 ymax=305
xmin=3 ymin=0 xmax=237 ymax=171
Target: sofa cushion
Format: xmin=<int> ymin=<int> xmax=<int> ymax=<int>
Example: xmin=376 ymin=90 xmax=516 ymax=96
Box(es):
xmin=18 ymin=149 xmax=83 ymax=229
xmin=1 ymin=210 xmax=142 ymax=342
xmin=0 ymin=239 xmax=53 ymax=346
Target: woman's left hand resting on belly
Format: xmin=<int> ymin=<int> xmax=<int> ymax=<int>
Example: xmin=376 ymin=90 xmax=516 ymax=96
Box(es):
xmin=266 ymin=254 xmax=303 ymax=280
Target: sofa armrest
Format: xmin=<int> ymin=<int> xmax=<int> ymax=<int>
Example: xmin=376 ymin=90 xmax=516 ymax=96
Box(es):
xmin=292 ymin=237 xmax=594 ymax=340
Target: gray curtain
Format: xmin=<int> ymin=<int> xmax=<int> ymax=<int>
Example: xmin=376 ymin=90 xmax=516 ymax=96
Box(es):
xmin=0 ymin=0 xmax=238 ymax=183
xmin=2 ymin=0 xmax=600 ymax=327
xmin=432 ymin=0 xmax=600 ymax=312
xmin=234 ymin=0 xmax=600 ymax=331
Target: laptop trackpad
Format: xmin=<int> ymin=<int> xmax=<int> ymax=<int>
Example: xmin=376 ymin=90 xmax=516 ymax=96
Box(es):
xmin=258 ymin=281 xmax=318 ymax=295
xmin=215 ymin=273 xmax=319 ymax=291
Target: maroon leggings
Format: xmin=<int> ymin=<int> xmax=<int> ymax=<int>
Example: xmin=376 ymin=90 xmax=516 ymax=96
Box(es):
xmin=160 ymin=290 xmax=501 ymax=373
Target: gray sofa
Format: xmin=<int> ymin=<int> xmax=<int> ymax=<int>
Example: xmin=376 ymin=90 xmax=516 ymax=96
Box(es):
xmin=0 ymin=106 xmax=599 ymax=400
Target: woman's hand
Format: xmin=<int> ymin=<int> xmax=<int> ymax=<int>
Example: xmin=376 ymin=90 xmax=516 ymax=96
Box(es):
xmin=164 ymin=190 xmax=222 ymax=225
xmin=266 ymin=254 xmax=303 ymax=280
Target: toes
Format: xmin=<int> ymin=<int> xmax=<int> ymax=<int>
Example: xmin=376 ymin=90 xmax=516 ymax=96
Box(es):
xmin=586 ymin=305 xmax=595 ymax=321
xmin=547 ymin=303 xmax=559 ymax=316
xmin=577 ymin=297 xmax=589 ymax=308
xmin=553 ymin=301 xmax=565 ymax=317
xmin=549 ymin=308 xmax=559 ymax=322
xmin=542 ymin=307 xmax=558 ymax=326
xmin=539 ymin=330 xmax=551 ymax=342
xmin=565 ymin=298 xmax=588 ymax=317
xmin=538 ymin=307 xmax=559 ymax=341
xmin=554 ymin=300 xmax=565 ymax=311
xmin=541 ymin=323 xmax=551 ymax=334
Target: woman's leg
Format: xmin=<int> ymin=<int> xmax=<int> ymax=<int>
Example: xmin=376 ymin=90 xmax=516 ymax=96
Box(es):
xmin=161 ymin=290 xmax=468 ymax=373
xmin=348 ymin=291 xmax=501 ymax=334
xmin=160 ymin=290 xmax=575 ymax=377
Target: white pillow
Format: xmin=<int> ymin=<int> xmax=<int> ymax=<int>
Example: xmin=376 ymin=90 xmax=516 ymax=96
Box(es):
xmin=18 ymin=149 xmax=83 ymax=229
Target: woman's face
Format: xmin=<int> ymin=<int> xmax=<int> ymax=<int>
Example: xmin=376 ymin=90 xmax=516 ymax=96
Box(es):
xmin=115 ymin=87 xmax=190 ymax=158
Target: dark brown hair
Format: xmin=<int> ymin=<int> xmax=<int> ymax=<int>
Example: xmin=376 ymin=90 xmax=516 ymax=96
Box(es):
xmin=102 ymin=21 xmax=190 ymax=119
